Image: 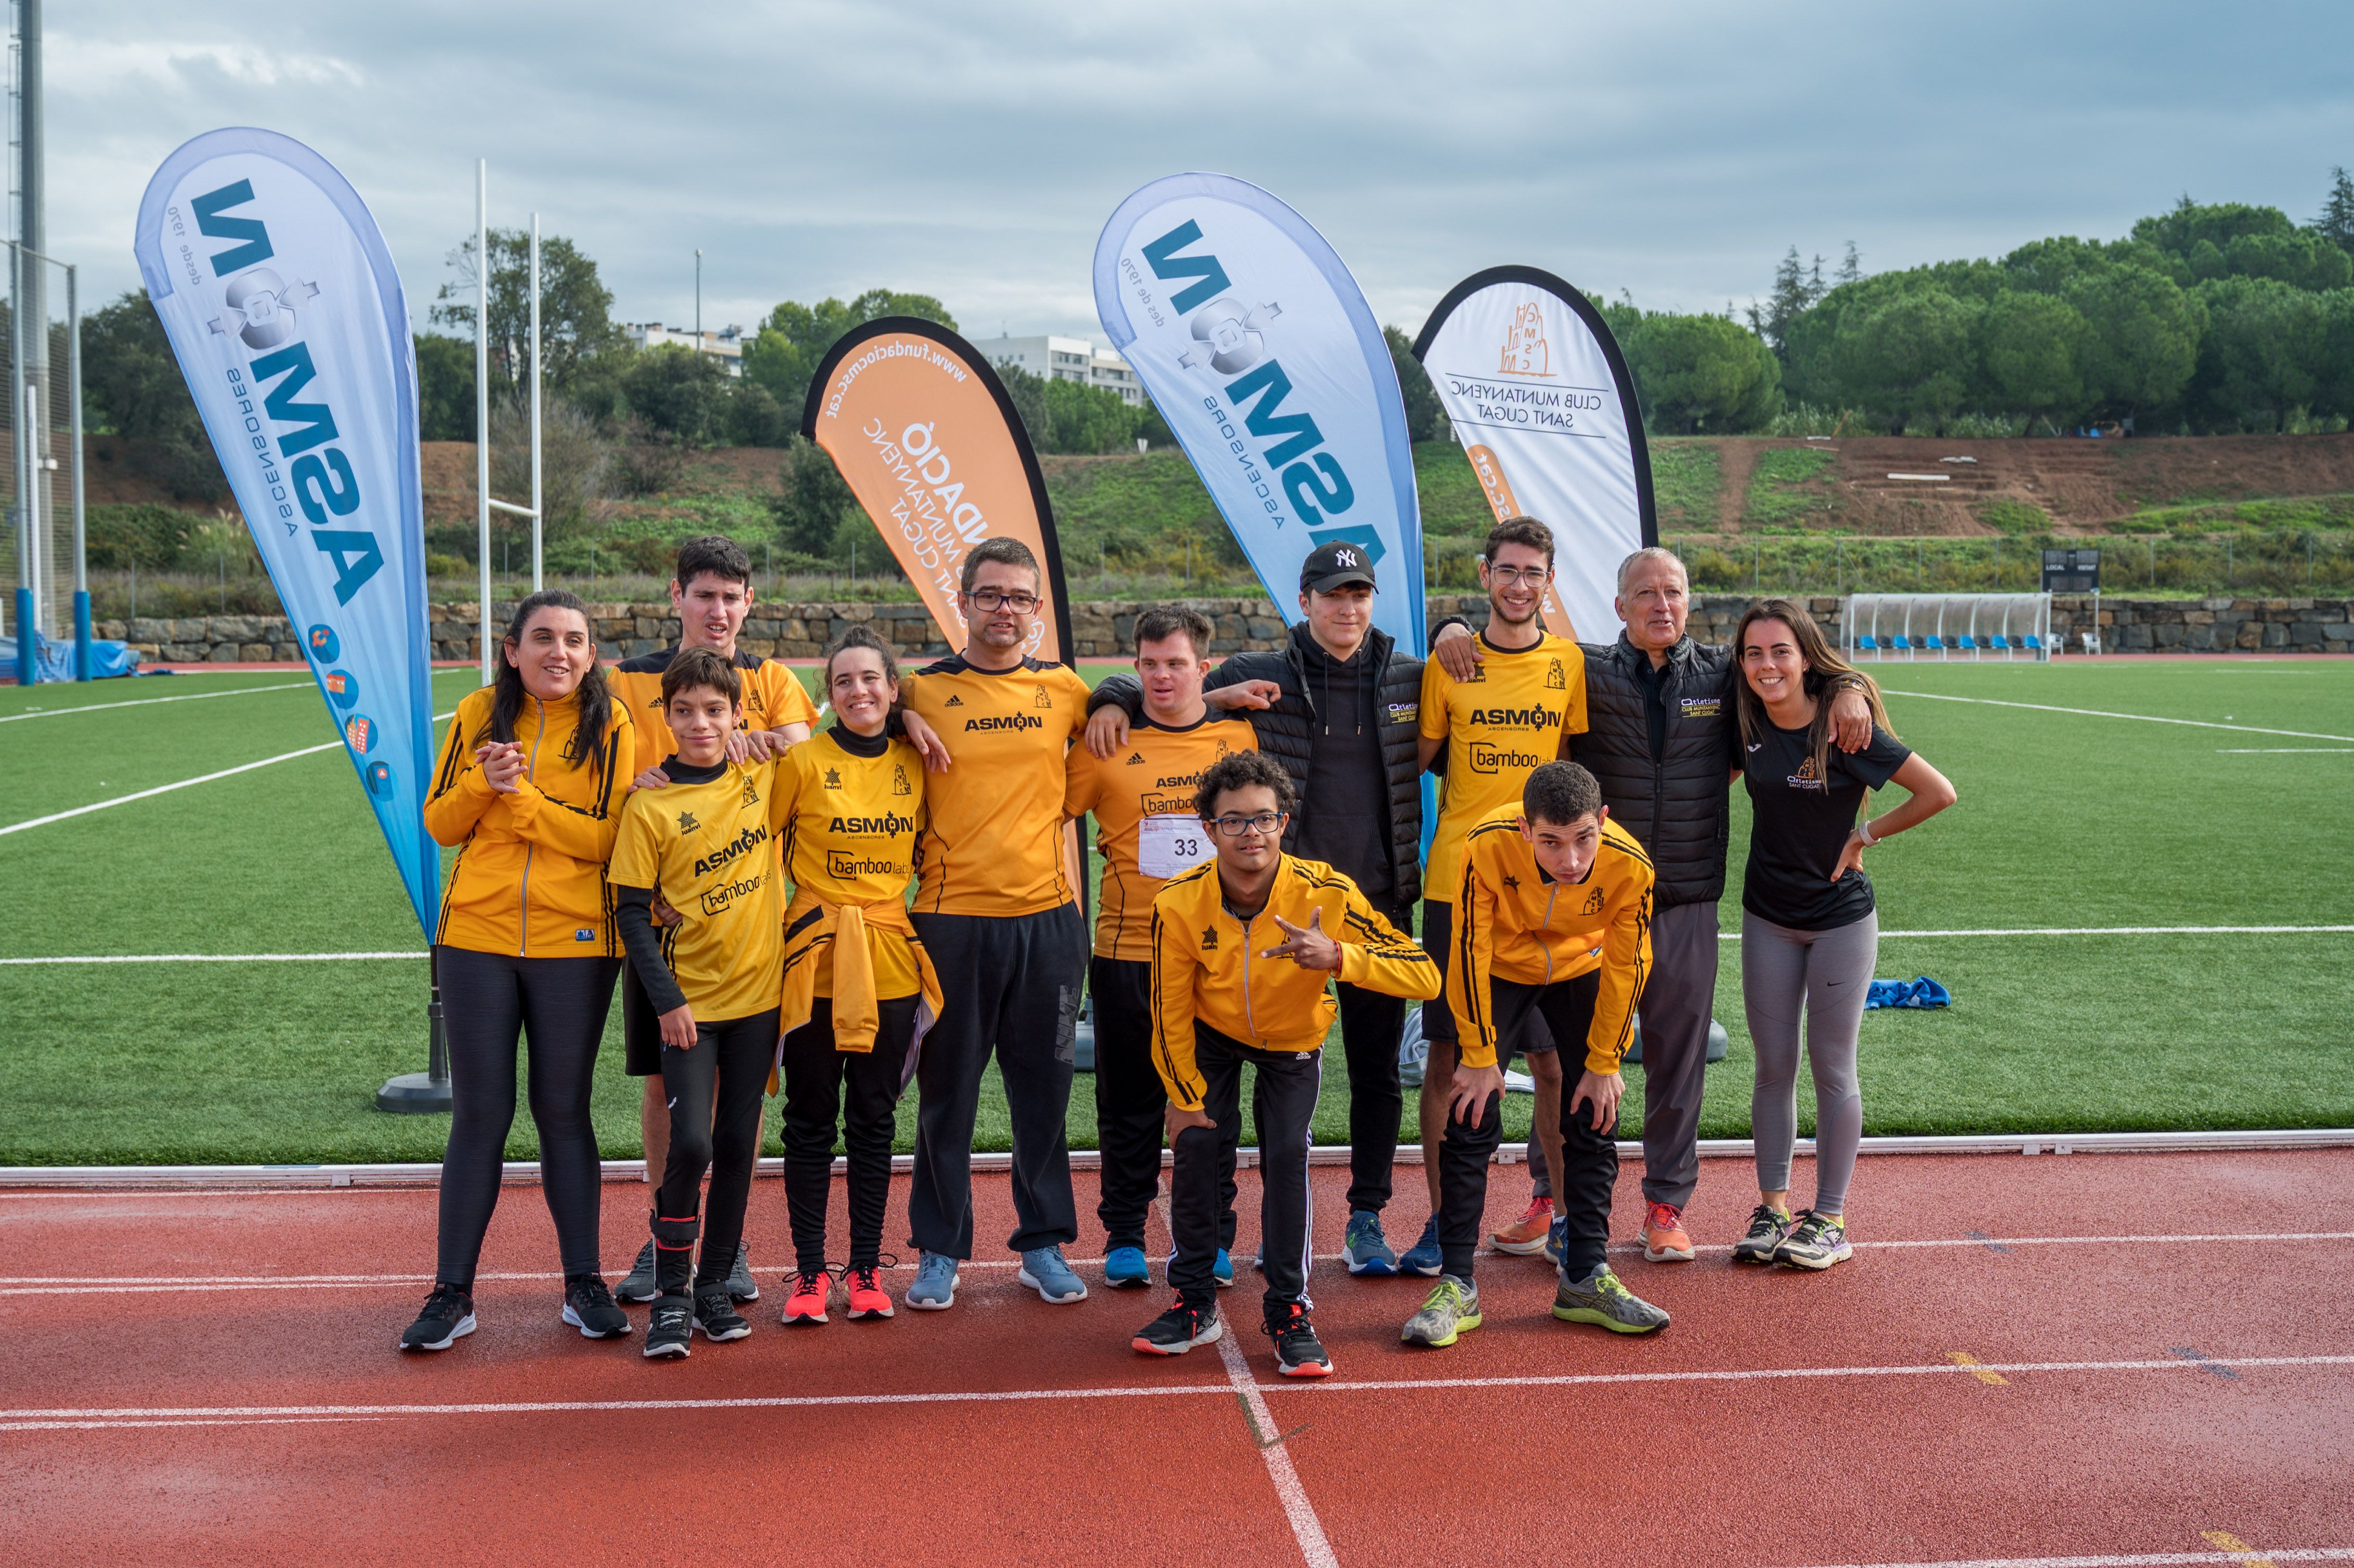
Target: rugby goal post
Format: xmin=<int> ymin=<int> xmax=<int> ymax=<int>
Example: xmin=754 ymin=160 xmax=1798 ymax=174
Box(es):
xmin=1841 ymin=593 xmax=2052 ymax=663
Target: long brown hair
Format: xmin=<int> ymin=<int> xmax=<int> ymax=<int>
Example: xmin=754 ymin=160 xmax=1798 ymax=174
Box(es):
xmin=1732 ymin=598 xmax=1892 ymax=785
xmin=490 ymin=589 xmax=611 ymax=774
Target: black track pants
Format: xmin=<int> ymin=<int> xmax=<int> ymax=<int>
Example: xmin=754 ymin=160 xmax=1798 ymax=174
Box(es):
xmin=434 ymin=948 xmax=619 ymax=1289
xmin=1092 ymin=957 xmax=1235 ymax=1252
xmin=906 ymin=906 xmax=1084 ymax=1259
xmin=1336 ymin=965 xmax=1406 ymax=1216
xmin=779 ymin=996 xmax=915 ymax=1274
xmin=1168 ymin=1026 xmax=1318 ymax=1317
xmin=651 ymin=1009 xmax=778 ymax=1296
xmin=1436 ymin=969 xmax=1618 ymax=1282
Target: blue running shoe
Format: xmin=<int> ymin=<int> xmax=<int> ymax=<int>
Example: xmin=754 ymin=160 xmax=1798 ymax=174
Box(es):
xmin=1017 ymin=1245 xmax=1089 ymax=1303
xmin=1543 ymin=1214 xmax=1566 ymax=1268
xmin=1400 ymin=1216 xmax=1444 ymax=1277
xmin=1105 ymin=1245 xmax=1152 ymax=1289
xmin=1213 ymin=1248 xmax=1235 ymax=1289
xmin=1343 ymin=1210 xmax=1399 ymax=1276
xmin=906 ymin=1250 xmax=959 ymax=1312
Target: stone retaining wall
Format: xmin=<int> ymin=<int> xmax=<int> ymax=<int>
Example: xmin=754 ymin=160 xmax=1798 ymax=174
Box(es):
xmin=104 ymin=593 xmax=2352 ymax=664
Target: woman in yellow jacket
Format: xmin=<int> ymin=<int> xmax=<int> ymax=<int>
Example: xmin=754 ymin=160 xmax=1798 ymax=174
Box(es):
xmin=400 ymin=589 xmax=634 ymax=1353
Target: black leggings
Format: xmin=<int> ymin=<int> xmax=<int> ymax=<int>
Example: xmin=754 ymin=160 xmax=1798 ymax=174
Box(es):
xmin=433 ymin=947 xmax=620 ymax=1289
xmin=779 ymin=996 xmax=916 ymax=1274
xmin=652 ymin=1009 xmax=778 ymax=1296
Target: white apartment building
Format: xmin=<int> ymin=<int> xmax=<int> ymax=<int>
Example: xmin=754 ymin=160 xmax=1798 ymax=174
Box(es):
xmin=621 ymin=322 xmax=747 ymax=377
xmin=984 ymin=333 xmax=1145 ymax=406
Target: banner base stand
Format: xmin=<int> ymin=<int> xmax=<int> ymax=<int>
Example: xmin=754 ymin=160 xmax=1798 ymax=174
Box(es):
xmin=375 ymin=1071 xmax=451 ymax=1114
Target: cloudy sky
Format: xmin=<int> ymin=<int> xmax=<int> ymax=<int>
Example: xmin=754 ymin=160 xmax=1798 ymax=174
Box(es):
xmin=41 ymin=1 xmax=2354 ymax=346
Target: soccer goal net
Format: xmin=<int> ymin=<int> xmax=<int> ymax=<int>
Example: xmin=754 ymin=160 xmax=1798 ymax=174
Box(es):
xmin=1841 ymin=593 xmax=2052 ymax=662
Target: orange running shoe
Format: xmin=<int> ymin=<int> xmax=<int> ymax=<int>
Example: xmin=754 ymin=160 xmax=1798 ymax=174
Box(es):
xmin=1491 ymin=1196 xmax=1554 ymax=1256
xmin=780 ymin=1269 xmax=831 ymax=1326
xmin=843 ymin=1265 xmax=894 ymax=1321
xmin=1641 ymin=1201 xmax=1695 ymax=1263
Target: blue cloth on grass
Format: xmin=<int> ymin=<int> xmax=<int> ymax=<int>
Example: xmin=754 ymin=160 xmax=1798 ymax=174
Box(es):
xmin=1866 ymin=976 xmax=1951 ymax=1010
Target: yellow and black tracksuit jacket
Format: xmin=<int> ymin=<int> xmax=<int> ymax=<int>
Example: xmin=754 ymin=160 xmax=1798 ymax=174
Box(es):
xmin=609 ymin=645 xmax=821 ymax=777
xmin=425 ymin=684 xmax=634 ymax=957
xmin=1417 ymin=630 xmax=1588 ymax=905
xmin=901 ymin=655 xmax=1090 ymax=916
xmin=608 ymin=756 xmax=789 ymax=1023
xmin=1445 ymin=805 xmax=1655 ymax=1074
xmin=1063 ymin=712 xmax=1258 ymax=961
xmin=774 ymin=726 xmax=942 ymax=1057
xmin=1149 ymin=854 xmax=1440 ymax=1111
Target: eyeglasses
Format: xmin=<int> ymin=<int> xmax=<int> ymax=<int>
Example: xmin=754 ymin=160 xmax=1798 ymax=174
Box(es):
xmin=965 ymin=589 xmax=1040 ymax=614
xmin=1485 ymin=565 xmax=1552 ymax=587
xmin=1209 ymin=812 xmax=1286 ymax=838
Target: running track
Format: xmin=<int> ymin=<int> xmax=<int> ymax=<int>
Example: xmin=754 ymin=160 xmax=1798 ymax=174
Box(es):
xmin=4 ymin=1150 xmax=2350 ymax=1567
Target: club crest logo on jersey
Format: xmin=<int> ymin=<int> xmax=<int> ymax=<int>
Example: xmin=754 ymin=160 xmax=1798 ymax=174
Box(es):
xmin=823 ymin=767 xmax=843 ymax=790
xmin=1581 ymin=887 xmax=1605 ymax=916
xmin=891 ymin=763 xmax=911 ymax=796
xmin=1787 ymin=754 xmax=1826 ymax=791
xmin=1546 ymin=659 xmax=1565 ymax=690
xmin=740 ymin=776 xmax=761 ymax=807
xmin=677 ymin=809 xmax=701 ymax=833
xmin=323 ymin=669 xmax=359 ymax=710
xmin=1033 ymin=685 xmax=1053 ymax=709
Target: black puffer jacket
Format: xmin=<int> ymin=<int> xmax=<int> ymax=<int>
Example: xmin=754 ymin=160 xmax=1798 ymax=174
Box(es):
xmin=1089 ymin=621 xmax=1426 ymax=908
xmin=1567 ymin=634 xmax=1739 ymax=909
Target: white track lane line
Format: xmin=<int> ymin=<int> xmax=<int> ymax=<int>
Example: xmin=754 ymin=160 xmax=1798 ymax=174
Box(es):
xmin=8 ymin=1353 xmax=2351 ymax=1432
xmin=1793 ymin=1552 xmax=2354 ymax=1567
xmin=1881 ymin=689 xmax=2354 ymax=744
xmin=0 ymin=710 xmax=455 ymax=836
xmin=0 ymin=682 xmax=310 ymax=721
xmin=10 ymin=1232 xmax=2349 ymax=1295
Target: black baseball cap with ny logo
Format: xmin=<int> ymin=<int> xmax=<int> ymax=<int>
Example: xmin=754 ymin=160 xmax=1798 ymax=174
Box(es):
xmin=1299 ymin=539 xmax=1378 ymax=593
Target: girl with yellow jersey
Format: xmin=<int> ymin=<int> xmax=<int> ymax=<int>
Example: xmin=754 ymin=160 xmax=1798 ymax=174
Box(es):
xmin=774 ymin=626 xmax=941 ymax=1327
xmin=402 ymin=590 xmax=634 ymax=1354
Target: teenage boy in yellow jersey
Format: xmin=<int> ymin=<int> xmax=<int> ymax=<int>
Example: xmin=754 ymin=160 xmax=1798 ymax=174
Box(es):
xmin=1133 ymin=751 xmax=1440 ymax=1378
xmin=1411 ymin=517 xmax=1588 ymax=1271
xmin=608 ymin=648 xmax=791 ymax=1359
xmin=610 ymin=535 xmax=816 ymax=1306
xmin=891 ymin=538 xmax=1093 ymax=1311
xmin=1062 ymin=606 xmax=1257 ymax=1290
xmin=1402 ymin=761 xmax=1668 ymax=1350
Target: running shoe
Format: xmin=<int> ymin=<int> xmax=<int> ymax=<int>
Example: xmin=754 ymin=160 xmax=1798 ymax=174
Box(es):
xmin=1213 ymin=1248 xmax=1235 ymax=1289
xmin=399 ymin=1283 xmax=475 ymax=1352
xmin=1105 ymin=1245 xmax=1152 ymax=1289
xmin=1551 ymin=1266 xmax=1670 ymax=1335
xmin=1343 ymin=1210 xmax=1400 ymax=1276
xmin=1771 ymin=1210 xmax=1852 ymax=1271
xmin=1492 ymin=1196 xmax=1555 ymax=1256
xmin=723 ymin=1240 xmax=761 ymax=1303
xmin=1732 ymin=1205 xmax=1795 ymax=1265
xmin=1132 ymin=1294 xmax=1223 ymax=1356
xmin=644 ymin=1295 xmax=694 ymax=1359
xmin=1017 ymin=1244 xmax=1089 ymax=1303
xmin=906 ymin=1250 xmax=959 ymax=1311
xmin=1264 ymin=1303 xmax=1333 ymax=1378
xmin=1641 ymin=1201 xmax=1696 ymax=1263
xmin=1542 ymin=1214 xmax=1565 ymax=1268
xmin=561 ymin=1276 xmax=630 ymax=1339
xmin=781 ymin=1269 xmax=831 ymax=1326
xmin=1399 ymin=1215 xmax=1444 ymax=1278
xmin=693 ymin=1284 xmax=751 ymax=1342
xmin=1401 ymin=1275 xmax=1482 ymax=1349
xmin=616 ymin=1240 xmax=659 ymax=1304
xmin=843 ymin=1265 xmax=894 ymax=1321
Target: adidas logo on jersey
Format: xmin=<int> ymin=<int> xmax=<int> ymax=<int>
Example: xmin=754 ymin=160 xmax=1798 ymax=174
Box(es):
xmin=1126 ymin=752 xmax=1147 ymax=765
xmin=945 ymin=695 xmax=963 ymax=707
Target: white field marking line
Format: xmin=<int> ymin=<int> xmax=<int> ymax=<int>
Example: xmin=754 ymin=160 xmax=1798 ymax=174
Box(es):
xmin=1791 ymin=1552 xmax=2354 ymax=1567
xmin=0 ymin=682 xmax=310 ymax=722
xmin=0 ymin=952 xmax=426 ymax=965
xmin=14 ymin=1232 xmax=2349 ymax=1295
xmin=9 ymin=1354 xmax=2353 ymax=1433
xmin=2216 ymin=748 xmax=2354 ymax=753
xmin=0 ymin=709 xmax=457 ymax=836
xmin=1880 ymin=689 xmax=2354 ymax=744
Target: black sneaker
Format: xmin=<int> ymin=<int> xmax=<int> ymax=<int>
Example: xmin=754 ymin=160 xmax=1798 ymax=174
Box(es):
xmin=644 ymin=1295 xmax=693 ymax=1359
xmin=399 ymin=1283 xmax=475 ymax=1352
xmin=1263 ymin=1303 xmax=1332 ymax=1378
xmin=561 ymin=1275 xmax=630 ymax=1339
xmin=616 ymin=1240 xmax=659 ymax=1304
xmin=723 ymin=1240 xmax=761 ymax=1303
xmin=1132 ymin=1293 xmax=1222 ymax=1356
xmin=693 ymin=1284 xmax=752 ymax=1342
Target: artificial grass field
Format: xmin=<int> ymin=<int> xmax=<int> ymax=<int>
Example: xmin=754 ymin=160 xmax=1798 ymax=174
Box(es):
xmin=1 ymin=656 xmax=2349 ymax=1166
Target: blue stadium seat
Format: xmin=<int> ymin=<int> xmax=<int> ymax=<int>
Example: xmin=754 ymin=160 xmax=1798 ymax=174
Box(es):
xmin=1890 ymin=635 xmax=1912 ymax=650
xmin=1956 ymin=634 xmax=1977 ymax=649
xmin=1986 ymin=634 xmax=2010 ymax=649
xmin=1923 ymin=635 xmax=1944 ymax=650
xmin=2023 ymin=634 xmax=2043 ymax=649
xmin=1856 ymin=634 xmax=1878 ymax=650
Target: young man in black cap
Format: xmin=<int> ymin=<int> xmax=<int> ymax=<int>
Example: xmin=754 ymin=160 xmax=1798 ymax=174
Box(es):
xmin=1087 ymin=539 xmax=1427 ymax=1276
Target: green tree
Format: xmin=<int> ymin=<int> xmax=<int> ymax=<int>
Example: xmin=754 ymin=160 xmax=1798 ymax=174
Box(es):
xmin=79 ymin=289 xmax=225 ymax=501
xmin=2317 ymin=166 xmax=2354 ymax=255
xmin=725 ymin=380 xmax=790 ymax=447
xmin=414 ymin=332 xmax=474 ymax=442
xmin=1826 ymin=283 xmax=1979 ymax=429
xmin=2192 ymin=275 xmax=2326 ymax=429
xmin=2132 ymin=198 xmax=2296 ymax=268
xmin=430 ymin=229 xmax=622 ymax=401
xmin=1385 ymin=324 xmax=1447 ymax=440
xmin=1745 ymin=246 xmax=1826 ymax=359
xmin=618 ymin=345 xmax=731 ymax=445
xmin=770 ymin=434 xmax=866 ymax=561
xmin=2317 ymin=288 xmax=2354 ymax=418
xmin=1976 ymin=291 xmax=2089 ymax=424
xmin=2065 ymin=264 xmax=2205 ymax=414
xmin=742 ymin=290 xmax=958 ymax=423
xmin=1620 ymin=310 xmax=1783 ymax=433
xmin=997 ymin=361 xmax=1052 ymax=453
xmin=2223 ymin=230 xmax=2353 ymax=291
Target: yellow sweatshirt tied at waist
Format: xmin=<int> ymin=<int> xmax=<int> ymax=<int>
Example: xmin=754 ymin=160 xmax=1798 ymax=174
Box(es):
xmin=771 ymin=891 xmax=943 ymax=1093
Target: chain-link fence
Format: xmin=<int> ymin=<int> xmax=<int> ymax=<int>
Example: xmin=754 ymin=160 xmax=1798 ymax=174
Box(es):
xmin=1670 ymin=532 xmax=2354 ymax=599
xmin=1 ymin=242 xmax=79 ymax=670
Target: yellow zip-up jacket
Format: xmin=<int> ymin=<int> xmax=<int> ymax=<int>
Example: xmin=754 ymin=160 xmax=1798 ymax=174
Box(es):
xmin=1446 ymin=806 xmax=1654 ymax=1074
xmin=1149 ymin=853 xmax=1439 ymax=1110
xmin=425 ymin=684 xmax=633 ymax=957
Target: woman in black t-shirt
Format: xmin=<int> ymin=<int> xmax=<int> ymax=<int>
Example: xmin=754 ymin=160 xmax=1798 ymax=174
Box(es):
xmin=1728 ymin=599 xmax=1955 ymax=1272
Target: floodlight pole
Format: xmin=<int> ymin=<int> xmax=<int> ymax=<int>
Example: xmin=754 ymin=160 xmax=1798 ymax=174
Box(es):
xmin=67 ymin=260 xmax=85 ymax=680
xmin=8 ymin=242 xmax=28 ymax=690
xmin=529 ymin=213 xmax=542 ymax=591
xmin=474 ymin=159 xmax=492 ymax=683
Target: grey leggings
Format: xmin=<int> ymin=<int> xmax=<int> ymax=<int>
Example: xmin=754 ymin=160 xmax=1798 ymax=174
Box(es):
xmin=1742 ymin=909 xmax=1876 ymax=1216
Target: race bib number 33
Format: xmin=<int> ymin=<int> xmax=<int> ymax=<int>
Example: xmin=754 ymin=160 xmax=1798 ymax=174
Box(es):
xmin=1138 ymin=814 xmax=1213 ymax=880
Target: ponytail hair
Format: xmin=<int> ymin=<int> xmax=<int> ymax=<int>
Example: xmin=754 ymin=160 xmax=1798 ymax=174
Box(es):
xmin=489 ymin=589 xmax=612 ymax=775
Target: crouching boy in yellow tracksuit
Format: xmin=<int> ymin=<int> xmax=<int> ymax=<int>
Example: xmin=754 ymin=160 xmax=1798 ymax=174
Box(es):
xmin=1131 ymin=751 xmax=1440 ymax=1379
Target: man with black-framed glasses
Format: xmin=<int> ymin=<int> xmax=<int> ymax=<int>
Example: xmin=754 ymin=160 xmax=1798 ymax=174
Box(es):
xmin=890 ymin=538 xmax=1093 ymax=1313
